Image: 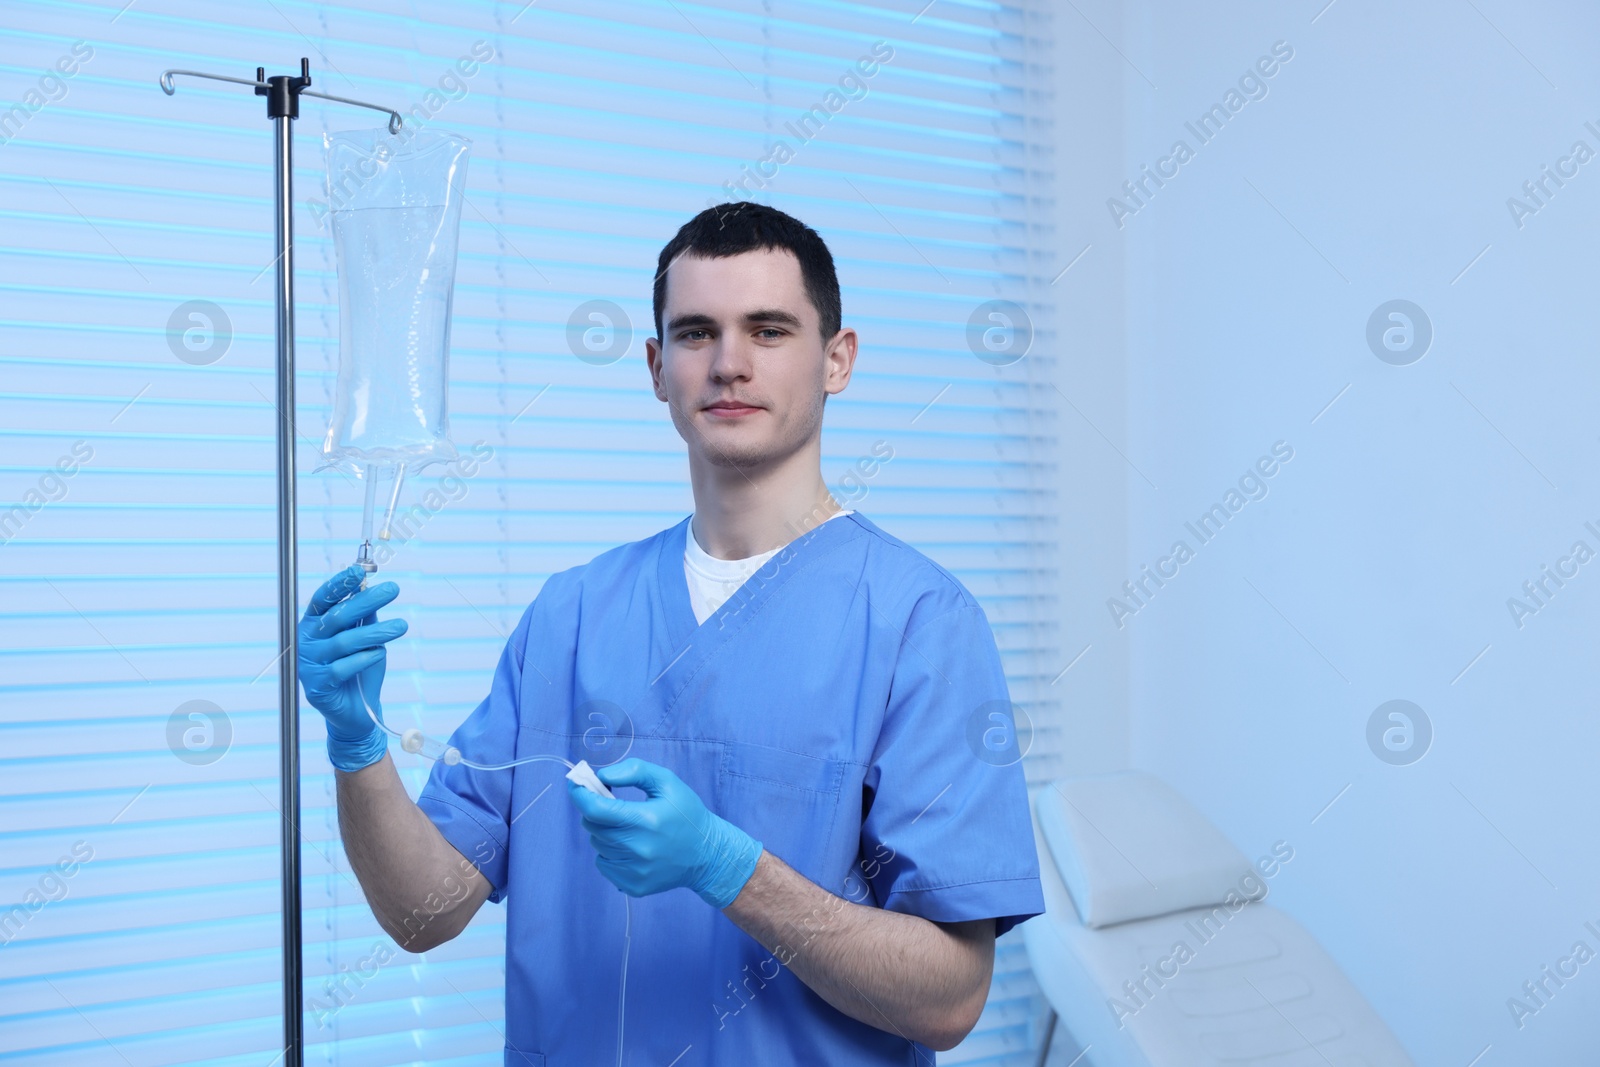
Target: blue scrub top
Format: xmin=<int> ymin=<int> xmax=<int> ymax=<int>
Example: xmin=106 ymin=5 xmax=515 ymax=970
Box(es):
xmin=417 ymin=511 xmax=1045 ymax=1066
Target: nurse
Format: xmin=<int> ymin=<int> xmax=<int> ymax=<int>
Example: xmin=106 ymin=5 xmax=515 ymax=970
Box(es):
xmin=298 ymin=201 xmax=1045 ymax=1065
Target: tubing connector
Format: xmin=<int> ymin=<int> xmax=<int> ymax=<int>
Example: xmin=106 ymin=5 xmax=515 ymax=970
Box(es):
xmin=400 ymin=728 xmax=461 ymax=765
xmin=353 ymin=540 xmax=377 ymax=589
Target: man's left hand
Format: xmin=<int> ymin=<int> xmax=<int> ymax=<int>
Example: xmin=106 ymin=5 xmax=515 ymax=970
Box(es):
xmin=567 ymin=757 xmax=764 ymax=909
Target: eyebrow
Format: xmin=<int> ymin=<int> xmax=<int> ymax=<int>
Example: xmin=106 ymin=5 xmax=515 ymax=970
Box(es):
xmin=666 ymin=308 xmax=805 ymax=333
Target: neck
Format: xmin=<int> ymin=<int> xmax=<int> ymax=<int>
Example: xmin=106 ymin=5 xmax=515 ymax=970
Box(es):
xmin=688 ymin=439 xmax=841 ymax=559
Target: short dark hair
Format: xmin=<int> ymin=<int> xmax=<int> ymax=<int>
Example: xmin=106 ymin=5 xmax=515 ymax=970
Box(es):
xmin=652 ymin=201 xmax=841 ymax=343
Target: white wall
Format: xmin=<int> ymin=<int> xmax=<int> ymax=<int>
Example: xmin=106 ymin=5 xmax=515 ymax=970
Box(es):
xmin=1095 ymin=1 xmax=1600 ymax=1061
xmin=1043 ymin=0 xmax=1133 ymax=777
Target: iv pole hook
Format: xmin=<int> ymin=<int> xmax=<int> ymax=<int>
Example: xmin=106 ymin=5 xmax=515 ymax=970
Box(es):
xmin=159 ymin=59 xmax=404 ymax=134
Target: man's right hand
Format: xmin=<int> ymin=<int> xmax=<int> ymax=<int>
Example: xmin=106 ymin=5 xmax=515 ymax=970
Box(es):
xmin=298 ymin=564 xmax=409 ymax=773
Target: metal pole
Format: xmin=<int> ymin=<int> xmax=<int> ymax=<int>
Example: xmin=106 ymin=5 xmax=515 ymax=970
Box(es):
xmin=159 ymin=61 xmax=401 ymax=1067
xmin=272 ymin=110 xmax=304 ymax=1067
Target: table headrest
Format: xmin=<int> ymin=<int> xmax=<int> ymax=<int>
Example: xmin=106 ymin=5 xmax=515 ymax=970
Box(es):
xmin=1036 ymin=770 xmax=1256 ymax=928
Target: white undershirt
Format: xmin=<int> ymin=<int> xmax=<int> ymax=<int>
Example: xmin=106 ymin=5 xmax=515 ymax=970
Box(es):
xmin=684 ymin=510 xmax=854 ymax=625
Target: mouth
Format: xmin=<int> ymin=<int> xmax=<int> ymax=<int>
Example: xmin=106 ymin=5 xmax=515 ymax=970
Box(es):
xmin=703 ymin=400 xmax=763 ymax=419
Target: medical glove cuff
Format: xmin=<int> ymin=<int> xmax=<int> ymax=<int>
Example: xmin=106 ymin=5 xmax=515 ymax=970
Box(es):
xmin=328 ymin=723 xmax=389 ymax=773
xmin=694 ymin=817 xmax=763 ymax=910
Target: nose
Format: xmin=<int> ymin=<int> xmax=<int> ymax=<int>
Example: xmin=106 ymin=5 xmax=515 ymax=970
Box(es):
xmin=708 ymin=333 xmax=753 ymax=383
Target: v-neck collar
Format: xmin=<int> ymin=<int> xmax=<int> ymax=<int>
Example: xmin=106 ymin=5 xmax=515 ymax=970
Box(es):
xmin=655 ymin=510 xmax=864 ymax=648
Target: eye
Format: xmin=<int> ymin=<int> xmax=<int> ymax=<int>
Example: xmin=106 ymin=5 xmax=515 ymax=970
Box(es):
xmin=680 ymin=329 xmax=710 ymax=341
xmin=757 ymin=328 xmax=785 ymax=339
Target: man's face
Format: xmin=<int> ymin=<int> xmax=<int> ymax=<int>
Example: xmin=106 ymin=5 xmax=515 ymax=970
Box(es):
xmin=647 ymin=248 xmax=854 ymax=472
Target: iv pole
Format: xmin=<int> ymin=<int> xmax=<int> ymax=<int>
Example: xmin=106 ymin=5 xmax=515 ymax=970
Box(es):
xmin=159 ymin=59 xmax=402 ymax=1067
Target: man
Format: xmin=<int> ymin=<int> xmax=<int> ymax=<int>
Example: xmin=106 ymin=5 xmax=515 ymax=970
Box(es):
xmin=298 ymin=201 xmax=1045 ymax=1064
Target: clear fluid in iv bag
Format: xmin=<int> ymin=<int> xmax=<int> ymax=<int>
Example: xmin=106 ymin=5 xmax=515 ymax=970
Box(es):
xmin=324 ymin=203 xmax=459 ymax=468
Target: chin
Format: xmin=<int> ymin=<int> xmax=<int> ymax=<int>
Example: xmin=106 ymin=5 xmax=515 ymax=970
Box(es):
xmin=698 ymin=437 xmax=781 ymax=470
xmin=691 ymin=415 xmax=781 ymax=468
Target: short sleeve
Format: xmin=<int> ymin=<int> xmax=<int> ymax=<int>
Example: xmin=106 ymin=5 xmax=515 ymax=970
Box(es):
xmin=857 ymin=602 xmax=1045 ymax=939
xmin=415 ymin=602 xmax=535 ymax=905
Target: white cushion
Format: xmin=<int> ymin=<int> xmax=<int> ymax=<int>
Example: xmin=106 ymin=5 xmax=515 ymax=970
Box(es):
xmin=1037 ymin=770 xmax=1252 ymax=928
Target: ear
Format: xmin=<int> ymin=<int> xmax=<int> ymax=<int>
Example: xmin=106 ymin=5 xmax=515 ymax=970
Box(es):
xmin=645 ymin=335 xmax=668 ymax=402
xmin=823 ymin=327 xmax=858 ymax=396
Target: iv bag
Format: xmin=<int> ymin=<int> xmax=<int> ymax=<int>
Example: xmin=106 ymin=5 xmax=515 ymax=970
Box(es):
xmin=319 ymin=127 xmax=471 ymax=476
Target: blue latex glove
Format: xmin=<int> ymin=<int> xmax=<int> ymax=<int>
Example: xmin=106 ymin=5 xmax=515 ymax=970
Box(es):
xmin=297 ymin=564 xmax=408 ymax=772
xmin=567 ymin=758 xmax=763 ymax=909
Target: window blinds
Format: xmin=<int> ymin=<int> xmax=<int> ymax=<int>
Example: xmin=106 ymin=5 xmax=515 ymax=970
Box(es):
xmin=0 ymin=1 xmax=1061 ymax=1062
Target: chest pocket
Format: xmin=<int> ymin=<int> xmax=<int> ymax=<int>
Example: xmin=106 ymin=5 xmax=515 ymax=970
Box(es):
xmin=717 ymin=740 xmax=850 ymax=884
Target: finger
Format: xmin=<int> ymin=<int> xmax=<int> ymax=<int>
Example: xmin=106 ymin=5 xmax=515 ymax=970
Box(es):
xmin=300 ymin=616 xmax=402 ymax=666
xmin=314 ymin=582 xmax=401 ymax=636
xmin=322 ymin=581 xmax=399 ymax=628
xmin=580 ymin=809 xmax=649 ymax=839
xmin=594 ymin=757 xmax=671 ymax=797
xmin=585 ymin=829 xmax=637 ymax=861
xmin=324 ymin=617 xmax=407 ymax=659
xmin=566 ymin=779 xmax=611 ymax=817
xmin=594 ymin=856 xmax=640 ymax=896
xmin=566 ymin=780 xmax=637 ymax=826
xmin=327 ymin=648 xmax=383 ymax=684
xmin=305 ymin=565 xmax=367 ymax=620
